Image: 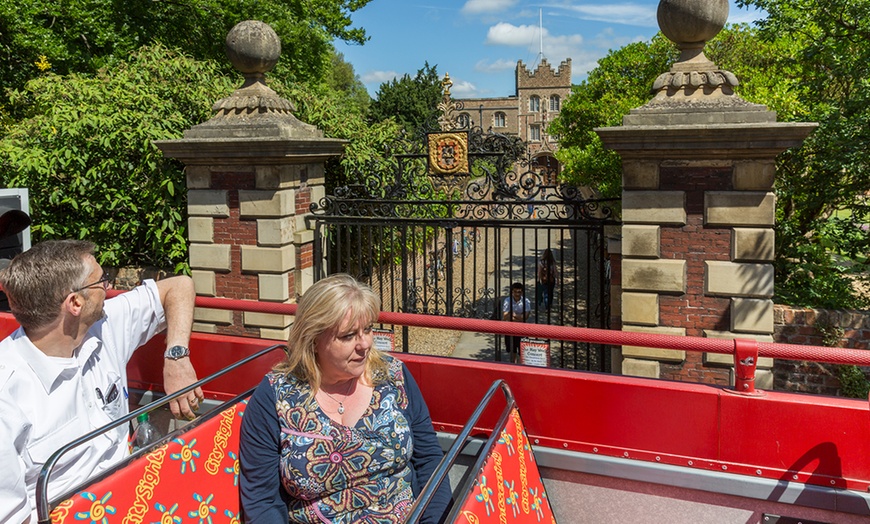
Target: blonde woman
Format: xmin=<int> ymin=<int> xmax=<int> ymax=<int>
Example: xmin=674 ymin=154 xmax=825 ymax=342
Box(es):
xmin=240 ymin=274 xmax=451 ymax=523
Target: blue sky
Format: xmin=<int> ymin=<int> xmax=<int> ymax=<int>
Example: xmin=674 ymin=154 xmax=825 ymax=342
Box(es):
xmin=335 ymin=1 xmax=764 ymax=98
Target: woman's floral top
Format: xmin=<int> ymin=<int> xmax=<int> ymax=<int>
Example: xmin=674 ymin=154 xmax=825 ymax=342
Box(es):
xmin=270 ymin=357 xmax=414 ymax=523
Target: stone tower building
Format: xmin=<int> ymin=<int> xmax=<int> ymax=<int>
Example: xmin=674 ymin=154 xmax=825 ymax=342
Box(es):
xmin=456 ymin=58 xmax=571 ymax=172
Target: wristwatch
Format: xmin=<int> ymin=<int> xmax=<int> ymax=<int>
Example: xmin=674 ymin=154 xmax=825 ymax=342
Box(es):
xmin=164 ymin=345 xmax=190 ymax=360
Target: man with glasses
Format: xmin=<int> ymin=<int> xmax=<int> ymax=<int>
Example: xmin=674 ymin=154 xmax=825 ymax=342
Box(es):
xmin=0 ymin=240 xmax=202 ymax=523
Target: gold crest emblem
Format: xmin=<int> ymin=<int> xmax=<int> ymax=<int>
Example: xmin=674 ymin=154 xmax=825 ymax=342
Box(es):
xmin=428 ymin=132 xmax=469 ymax=175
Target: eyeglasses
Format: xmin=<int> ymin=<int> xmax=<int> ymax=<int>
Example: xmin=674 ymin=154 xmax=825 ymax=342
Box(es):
xmin=72 ymin=271 xmax=111 ymax=293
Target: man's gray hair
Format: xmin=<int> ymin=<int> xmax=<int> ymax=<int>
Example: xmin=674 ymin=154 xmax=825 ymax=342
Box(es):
xmin=0 ymin=240 xmax=95 ymax=331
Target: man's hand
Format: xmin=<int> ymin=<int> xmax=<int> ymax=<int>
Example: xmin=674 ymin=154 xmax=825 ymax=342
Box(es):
xmin=163 ymin=358 xmax=204 ymax=420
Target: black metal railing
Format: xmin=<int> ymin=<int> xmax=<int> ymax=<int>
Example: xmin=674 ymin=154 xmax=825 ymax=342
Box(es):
xmin=406 ymin=379 xmax=516 ymax=523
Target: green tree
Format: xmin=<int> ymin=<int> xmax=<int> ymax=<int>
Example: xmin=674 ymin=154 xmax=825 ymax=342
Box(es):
xmin=276 ymin=80 xmax=402 ymax=192
xmin=326 ymin=51 xmax=371 ymax=114
xmin=736 ymin=0 xmax=870 ymax=309
xmin=0 ymin=0 xmax=371 ymax=97
xmin=369 ymin=62 xmax=442 ymax=132
xmin=552 ymin=18 xmax=869 ymax=309
xmin=0 ymin=45 xmax=235 ymax=270
xmin=548 ymin=34 xmax=678 ymax=199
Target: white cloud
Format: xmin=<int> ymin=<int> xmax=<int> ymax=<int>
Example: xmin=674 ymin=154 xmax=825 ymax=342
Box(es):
xmin=587 ymin=27 xmax=642 ymax=53
xmin=474 ymin=58 xmax=518 ymax=73
xmin=542 ymin=33 xmax=585 ymax=58
xmin=485 ymin=22 xmax=583 ymax=60
xmin=450 ymin=80 xmax=478 ymax=96
xmin=461 ymin=0 xmax=518 ymax=15
xmin=485 ymin=22 xmax=544 ymax=46
xmin=361 ymin=70 xmax=400 ymax=85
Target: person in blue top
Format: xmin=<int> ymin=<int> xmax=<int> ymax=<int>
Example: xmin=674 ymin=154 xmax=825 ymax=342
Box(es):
xmin=240 ymin=273 xmax=451 ymax=523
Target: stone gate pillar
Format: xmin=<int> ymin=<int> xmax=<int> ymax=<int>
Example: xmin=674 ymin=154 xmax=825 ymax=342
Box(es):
xmin=156 ymin=21 xmax=345 ymax=339
xmin=597 ymin=0 xmax=816 ymax=386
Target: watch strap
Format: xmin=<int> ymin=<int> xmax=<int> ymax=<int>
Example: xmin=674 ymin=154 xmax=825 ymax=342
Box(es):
xmin=164 ymin=345 xmax=190 ymax=360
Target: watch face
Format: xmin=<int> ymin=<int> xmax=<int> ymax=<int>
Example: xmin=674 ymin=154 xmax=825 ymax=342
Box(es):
xmin=167 ymin=345 xmax=189 ymax=359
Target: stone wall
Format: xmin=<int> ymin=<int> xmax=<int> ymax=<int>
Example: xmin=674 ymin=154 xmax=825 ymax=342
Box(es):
xmin=452 ymin=97 xmax=519 ymax=134
xmin=773 ymin=304 xmax=870 ymax=396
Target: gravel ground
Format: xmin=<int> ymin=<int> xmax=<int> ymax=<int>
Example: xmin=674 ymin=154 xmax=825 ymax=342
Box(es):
xmin=373 ymin=228 xmax=508 ymax=358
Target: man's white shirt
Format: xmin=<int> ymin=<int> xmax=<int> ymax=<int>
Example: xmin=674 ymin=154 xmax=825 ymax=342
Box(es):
xmin=0 ymin=280 xmax=166 ymax=523
xmin=502 ymin=295 xmax=532 ymax=317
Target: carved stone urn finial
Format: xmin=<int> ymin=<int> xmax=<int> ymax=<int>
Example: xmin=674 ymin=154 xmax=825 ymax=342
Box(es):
xmin=650 ymin=0 xmax=740 ymax=104
xmin=225 ymin=20 xmax=281 ymax=87
xmin=658 ymin=0 xmax=728 ymax=68
xmin=212 ymin=20 xmax=297 ymax=116
xmin=186 ymin=20 xmax=321 ymax=138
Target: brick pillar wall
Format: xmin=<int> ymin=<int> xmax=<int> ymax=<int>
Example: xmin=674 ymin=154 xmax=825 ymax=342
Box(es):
xmin=593 ymin=12 xmax=815 ymax=389
xmin=186 ymin=163 xmax=326 ymax=340
xmin=656 ymin=167 xmax=731 ymax=384
xmin=153 ymin=22 xmax=346 ymax=340
xmin=616 ymin=159 xmax=779 ymax=388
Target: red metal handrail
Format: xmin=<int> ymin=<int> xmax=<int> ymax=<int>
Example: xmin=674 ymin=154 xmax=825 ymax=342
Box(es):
xmin=160 ymin=292 xmax=870 ymax=369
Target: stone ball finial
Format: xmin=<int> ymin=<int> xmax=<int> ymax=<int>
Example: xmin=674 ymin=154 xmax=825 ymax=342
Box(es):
xmin=225 ymin=20 xmax=281 ymax=75
xmin=657 ymin=0 xmax=728 ymax=52
xmin=647 ymin=0 xmax=740 ymax=102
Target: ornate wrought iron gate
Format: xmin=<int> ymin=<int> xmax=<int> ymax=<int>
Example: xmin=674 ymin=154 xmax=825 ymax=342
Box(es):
xmin=307 ymin=126 xmax=619 ymax=371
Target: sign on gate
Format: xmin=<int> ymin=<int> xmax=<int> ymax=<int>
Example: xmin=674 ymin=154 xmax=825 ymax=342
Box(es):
xmin=373 ymin=328 xmax=395 ymax=352
xmin=520 ymin=338 xmax=550 ymax=367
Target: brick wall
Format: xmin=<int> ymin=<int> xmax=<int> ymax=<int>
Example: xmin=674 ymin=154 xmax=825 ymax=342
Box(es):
xmin=773 ymin=304 xmax=870 ymax=396
xmin=655 ymin=167 xmax=734 ymax=385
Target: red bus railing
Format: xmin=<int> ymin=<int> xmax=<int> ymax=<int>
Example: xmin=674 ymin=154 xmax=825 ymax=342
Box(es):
xmin=181 ymin=292 xmax=870 ymax=395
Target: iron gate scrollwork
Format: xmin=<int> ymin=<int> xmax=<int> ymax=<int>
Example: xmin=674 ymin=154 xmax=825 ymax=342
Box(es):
xmin=307 ymin=125 xmax=619 ymax=372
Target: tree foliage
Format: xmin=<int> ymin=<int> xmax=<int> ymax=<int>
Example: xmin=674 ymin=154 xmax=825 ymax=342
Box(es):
xmin=736 ymin=0 xmax=870 ymax=309
xmin=0 ymin=0 xmax=371 ymax=96
xmin=326 ymin=52 xmax=371 ymax=114
xmin=369 ymin=62 xmax=442 ymax=132
xmin=0 ymin=42 xmax=398 ymax=271
xmin=0 ymin=1 xmax=381 ymax=271
xmin=548 ymin=34 xmax=677 ymax=199
xmin=276 ymin=80 xmax=402 ymax=193
xmin=551 ymin=14 xmax=869 ymax=309
xmin=0 ymin=45 xmax=236 ymax=270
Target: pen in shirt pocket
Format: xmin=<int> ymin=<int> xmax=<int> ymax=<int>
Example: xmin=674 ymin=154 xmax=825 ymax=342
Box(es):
xmin=95 ymin=387 xmax=105 ymax=404
xmin=106 ymin=383 xmax=120 ymax=404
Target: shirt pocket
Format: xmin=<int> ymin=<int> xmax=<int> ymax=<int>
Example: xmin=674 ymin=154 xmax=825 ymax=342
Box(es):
xmin=99 ymin=373 xmax=124 ymax=419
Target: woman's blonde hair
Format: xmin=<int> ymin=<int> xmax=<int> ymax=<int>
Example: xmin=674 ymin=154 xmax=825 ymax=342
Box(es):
xmin=274 ymin=273 xmax=388 ymax=391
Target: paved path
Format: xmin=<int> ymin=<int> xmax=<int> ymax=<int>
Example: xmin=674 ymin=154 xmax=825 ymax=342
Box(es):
xmin=451 ymin=226 xmax=560 ymax=362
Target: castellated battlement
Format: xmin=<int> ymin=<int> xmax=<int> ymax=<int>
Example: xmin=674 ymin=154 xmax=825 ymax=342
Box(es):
xmin=516 ymin=58 xmax=571 ymax=90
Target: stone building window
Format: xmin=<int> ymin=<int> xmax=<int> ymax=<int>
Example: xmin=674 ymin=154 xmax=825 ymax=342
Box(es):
xmin=529 ymin=95 xmax=540 ymax=112
xmin=458 ymin=113 xmax=471 ymax=128
xmin=494 ymin=112 xmax=506 ymax=128
xmin=550 ymin=95 xmax=560 ymax=111
xmin=529 ymin=124 xmax=541 ymax=141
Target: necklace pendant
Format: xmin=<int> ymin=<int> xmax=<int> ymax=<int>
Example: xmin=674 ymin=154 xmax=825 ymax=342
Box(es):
xmin=338 ymin=403 xmax=345 ymax=415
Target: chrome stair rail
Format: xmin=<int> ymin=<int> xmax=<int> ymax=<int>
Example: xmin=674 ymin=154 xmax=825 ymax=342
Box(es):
xmin=406 ymin=379 xmax=516 ymax=523
xmin=35 ymin=343 xmax=286 ymax=524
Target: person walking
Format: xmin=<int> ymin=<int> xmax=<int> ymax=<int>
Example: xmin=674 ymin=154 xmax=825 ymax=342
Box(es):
xmin=536 ymin=249 xmax=558 ymax=310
